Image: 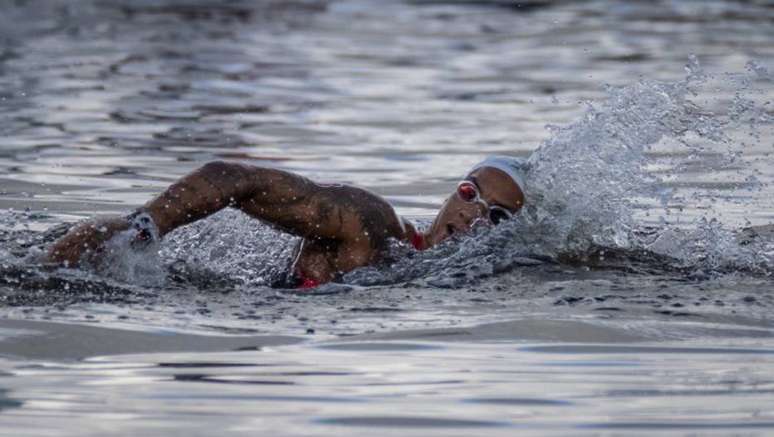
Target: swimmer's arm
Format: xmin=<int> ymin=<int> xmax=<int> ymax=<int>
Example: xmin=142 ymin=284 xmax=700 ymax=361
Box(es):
xmin=47 ymin=161 xmax=361 ymax=265
xmin=143 ymin=161 xmax=357 ymax=240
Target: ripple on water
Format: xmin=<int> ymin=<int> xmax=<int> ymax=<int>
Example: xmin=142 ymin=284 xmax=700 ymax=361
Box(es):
xmin=464 ymin=397 xmax=573 ymax=406
xmin=522 ymin=345 xmax=774 ymax=355
xmin=156 ymin=362 xmax=264 ymax=368
xmin=602 ymin=388 xmax=774 ymax=398
xmin=172 ymin=374 xmax=295 ymax=385
xmin=317 ymin=342 xmax=443 ymax=351
xmin=579 ymin=421 xmax=774 ymax=430
xmin=316 ymin=416 xmax=508 ymax=429
xmin=0 ymin=388 xmax=23 ymax=412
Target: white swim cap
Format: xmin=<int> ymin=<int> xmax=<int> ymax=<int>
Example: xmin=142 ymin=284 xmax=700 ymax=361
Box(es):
xmin=467 ymin=155 xmax=528 ymax=193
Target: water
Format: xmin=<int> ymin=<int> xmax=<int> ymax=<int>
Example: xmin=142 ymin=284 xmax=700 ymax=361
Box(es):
xmin=1 ymin=0 xmax=774 ymax=435
xmin=4 ymin=332 xmax=774 ymax=436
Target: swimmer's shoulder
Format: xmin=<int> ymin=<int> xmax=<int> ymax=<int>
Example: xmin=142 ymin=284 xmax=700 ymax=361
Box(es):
xmin=311 ymin=182 xmax=409 ymax=245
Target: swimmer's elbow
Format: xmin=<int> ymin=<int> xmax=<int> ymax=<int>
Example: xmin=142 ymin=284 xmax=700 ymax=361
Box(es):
xmin=199 ymin=160 xmax=248 ymax=177
xmin=195 ymin=160 xmax=260 ymax=200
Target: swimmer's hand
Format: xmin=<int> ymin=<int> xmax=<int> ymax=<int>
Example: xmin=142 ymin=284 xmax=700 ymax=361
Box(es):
xmin=45 ymin=216 xmax=132 ymax=267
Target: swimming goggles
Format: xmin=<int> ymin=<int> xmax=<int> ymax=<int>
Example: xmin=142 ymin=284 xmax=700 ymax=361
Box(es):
xmin=456 ymin=181 xmax=514 ymax=225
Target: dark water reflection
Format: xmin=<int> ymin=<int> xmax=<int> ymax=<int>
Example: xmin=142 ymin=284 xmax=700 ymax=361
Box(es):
xmin=0 ymin=388 xmax=23 ymax=412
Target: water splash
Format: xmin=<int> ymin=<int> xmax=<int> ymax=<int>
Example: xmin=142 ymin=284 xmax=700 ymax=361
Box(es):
xmin=90 ymin=229 xmax=166 ymax=287
xmin=516 ymin=58 xmax=772 ymax=274
xmin=523 ymin=56 xmax=729 ymax=254
xmin=159 ymin=209 xmax=299 ymax=288
xmin=346 ymin=57 xmax=774 ymax=286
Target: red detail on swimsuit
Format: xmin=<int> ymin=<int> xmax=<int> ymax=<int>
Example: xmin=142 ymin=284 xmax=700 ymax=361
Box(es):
xmin=412 ymin=233 xmax=425 ymax=251
xmin=299 ymin=276 xmax=320 ymax=289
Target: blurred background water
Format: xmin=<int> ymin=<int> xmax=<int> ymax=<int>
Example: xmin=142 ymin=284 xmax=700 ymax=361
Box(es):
xmin=0 ymin=0 xmax=774 ymax=435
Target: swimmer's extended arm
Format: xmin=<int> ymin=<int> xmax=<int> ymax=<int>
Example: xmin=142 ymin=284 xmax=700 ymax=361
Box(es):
xmin=47 ymin=161 xmax=395 ymax=266
xmin=142 ymin=161 xmax=360 ymax=239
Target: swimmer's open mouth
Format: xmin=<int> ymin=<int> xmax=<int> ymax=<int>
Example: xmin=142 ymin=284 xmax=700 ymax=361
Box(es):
xmin=446 ymin=224 xmax=456 ymax=236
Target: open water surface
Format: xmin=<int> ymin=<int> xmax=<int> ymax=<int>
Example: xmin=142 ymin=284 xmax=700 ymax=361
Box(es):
xmin=1 ymin=0 xmax=774 ymax=435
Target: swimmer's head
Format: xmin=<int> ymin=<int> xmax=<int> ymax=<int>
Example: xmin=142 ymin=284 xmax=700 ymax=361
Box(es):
xmin=425 ymin=156 xmax=526 ymax=247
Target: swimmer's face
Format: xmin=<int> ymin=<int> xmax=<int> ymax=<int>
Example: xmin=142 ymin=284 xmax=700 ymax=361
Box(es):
xmin=426 ymin=166 xmax=524 ymax=247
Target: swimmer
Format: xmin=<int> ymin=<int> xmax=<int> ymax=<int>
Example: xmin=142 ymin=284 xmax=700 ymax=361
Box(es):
xmin=46 ymin=156 xmax=526 ymax=287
